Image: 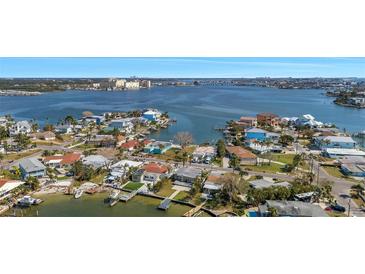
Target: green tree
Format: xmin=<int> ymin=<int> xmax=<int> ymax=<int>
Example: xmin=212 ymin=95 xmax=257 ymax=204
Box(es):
xmin=229 ymin=154 xmax=240 ymax=170
xmin=279 ymin=134 xmax=294 ymax=146
xmin=216 ymin=139 xmax=226 ymax=158
xmin=14 ymin=133 xmax=31 ymax=149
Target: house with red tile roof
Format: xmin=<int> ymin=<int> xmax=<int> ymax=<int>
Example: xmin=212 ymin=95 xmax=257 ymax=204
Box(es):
xmin=132 ymin=162 xmax=170 ymax=186
xmin=257 ymin=113 xmax=280 ymax=127
xmin=226 ymin=146 xmax=257 ymax=165
xmin=120 ymin=140 xmax=140 ymax=151
xmin=43 ymin=153 xmax=82 ymax=168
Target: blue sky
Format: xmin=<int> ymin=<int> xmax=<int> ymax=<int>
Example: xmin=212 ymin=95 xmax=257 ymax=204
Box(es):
xmin=0 ymin=57 xmax=364 ymax=78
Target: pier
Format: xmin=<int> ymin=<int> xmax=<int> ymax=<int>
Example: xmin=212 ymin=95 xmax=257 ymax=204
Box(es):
xmin=183 ymin=201 xmax=206 ymax=217
xmin=119 ymin=189 xmax=140 ymax=202
xmin=158 ymin=198 xmax=172 ymax=210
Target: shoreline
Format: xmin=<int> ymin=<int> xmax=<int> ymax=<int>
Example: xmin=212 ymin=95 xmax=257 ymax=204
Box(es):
xmin=334 ymin=101 xmax=365 ymax=109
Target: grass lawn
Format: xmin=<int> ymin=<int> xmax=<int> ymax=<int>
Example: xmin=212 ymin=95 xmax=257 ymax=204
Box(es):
xmin=243 ymin=163 xmax=284 ymax=173
xmin=156 ymin=180 xmax=175 ymax=197
xmin=153 ymin=146 xmax=196 ymax=162
xmin=174 ymin=191 xmax=190 ymax=202
xmin=327 ymin=211 xmax=347 ymax=217
xmin=3 ymin=149 xmax=42 ymax=161
xmin=322 ymin=166 xmax=357 ymax=182
xmin=90 ymin=171 xmax=108 ymax=184
xmin=265 ymin=153 xmax=295 ymax=165
xmin=123 ymin=182 xmax=144 ymax=191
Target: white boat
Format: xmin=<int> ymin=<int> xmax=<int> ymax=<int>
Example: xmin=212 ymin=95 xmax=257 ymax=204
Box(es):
xmin=109 ymin=189 xmax=120 ymax=200
xmin=74 ymin=189 xmax=84 ymax=199
xmin=18 ymin=196 xmax=36 ymax=207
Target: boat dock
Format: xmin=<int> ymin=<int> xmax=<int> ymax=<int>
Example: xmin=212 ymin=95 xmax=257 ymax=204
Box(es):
xmin=158 ymin=198 xmax=172 ymax=210
xmin=183 ymin=202 xmax=206 ymax=217
xmin=119 ymin=189 xmax=139 ymax=202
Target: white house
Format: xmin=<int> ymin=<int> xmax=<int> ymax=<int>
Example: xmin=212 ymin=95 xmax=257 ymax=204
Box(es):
xmin=9 ymin=121 xmax=32 ymax=136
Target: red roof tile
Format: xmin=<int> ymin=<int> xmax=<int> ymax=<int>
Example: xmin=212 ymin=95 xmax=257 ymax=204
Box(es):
xmin=143 ymin=162 xmax=168 ymax=174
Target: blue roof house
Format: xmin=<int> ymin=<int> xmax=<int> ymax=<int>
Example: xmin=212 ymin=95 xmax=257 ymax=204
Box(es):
xmin=245 ymin=128 xmax=268 ymax=142
xmin=144 ymin=141 xmax=172 ymax=154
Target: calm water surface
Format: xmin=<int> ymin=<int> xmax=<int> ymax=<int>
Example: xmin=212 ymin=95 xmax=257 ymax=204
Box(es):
xmin=10 ymin=193 xmax=193 ymax=217
xmin=1 ymin=86 xmax=364 ymax=143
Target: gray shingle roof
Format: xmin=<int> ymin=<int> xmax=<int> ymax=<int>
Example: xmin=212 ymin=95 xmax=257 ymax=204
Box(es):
xmin=260 ymin=200 xmax=327 ymax=217
xmin=19 ymin=157 xmax=46 ymax=173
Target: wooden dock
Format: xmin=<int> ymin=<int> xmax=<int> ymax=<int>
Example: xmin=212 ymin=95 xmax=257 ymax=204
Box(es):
xmin=119 ymin=189 xmax=139 ymax=202
xmin=158 ymin=198 xmax=172 ymax=210
xmin=183 ymin=202 xmax=206 ymax=217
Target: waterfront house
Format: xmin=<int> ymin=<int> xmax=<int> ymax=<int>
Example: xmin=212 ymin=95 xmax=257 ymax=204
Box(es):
xmin=144 ymin=141 xmax=172 ymax=154
xmin=142 ymin=109 xmax=161 ymax=122
xmin=245 ymin=128 xmax=268 ymax=142
xmin=202 ymin=171 xmax=226 ymax=199
xmin=82 ymin=155 xmax=110 ymax=169
xmin=9 ymin=120 xmax=32 ymax=136
xmin=82 ymin=115 xmax=105 ymax=125
xmin=0 ymin=180 xmax=26 ymax=199
xmin=258 ymin=200 xmax=328 ymax=217
xmin=55 ymin=124 xmax=74 ymax=134
xmin=173 ymin=166 xmax=203 ymax=187
xmin=43 ymin=153 xmax=82 ymax=168
xmin=295 ymin=114 xmax=323 ymax=128
xmin=245 ymin=127 xmax=280 ymax=143
xmin=314 ymin=136 xmax=357 ymax=150
xmin=132 ymin=162 xmax=169 ymax=186
xmin=226 ymin=146 xmax=257 ymax=165
xmin=235 ymin=116 xmax=258 ymax=129
xmin=192 ymin=146 xmax=216 ymax=161
xmin=109 ymin=118 xmax=134 ymax=133
xmin=257 ymin=113 xmax=280 ymax=127
xmin=19 ymin=157 xmax=46 ymax=179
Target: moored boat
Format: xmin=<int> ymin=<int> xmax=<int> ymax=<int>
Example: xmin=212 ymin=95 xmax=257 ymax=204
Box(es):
xmin=74 ymin=189 xmax=84 ymax=199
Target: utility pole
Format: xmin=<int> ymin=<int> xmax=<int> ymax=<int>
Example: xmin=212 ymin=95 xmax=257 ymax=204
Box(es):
xmin=316 ymin=162 xmax=320 ymax=186
xmin=348 ymin=198 xmax=351 ymax=217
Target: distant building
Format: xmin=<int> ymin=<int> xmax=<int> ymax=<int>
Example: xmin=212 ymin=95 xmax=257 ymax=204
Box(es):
xmin=83 ymin=115 xmax=105 ymax=125
xmin=140 ymin=80 xmax=151 ymax=88
xmin=19 ymin=157 xmax=46 ymax=179
xmin=257 ymin=113 xmax=280 ymax=127
xmin=143 ymin=109 xmax=161 ymax=122
xmin=115 ymin=79 xmax=126 ymax=89
xmin=125 ymin=81 xmax=140 ymax=89
xmin=235 ymin=116 xmax=258 ymax=128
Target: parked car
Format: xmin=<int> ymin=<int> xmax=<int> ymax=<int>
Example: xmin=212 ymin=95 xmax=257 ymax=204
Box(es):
xmin=331 ymin=204 xmax=346 ymax=212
